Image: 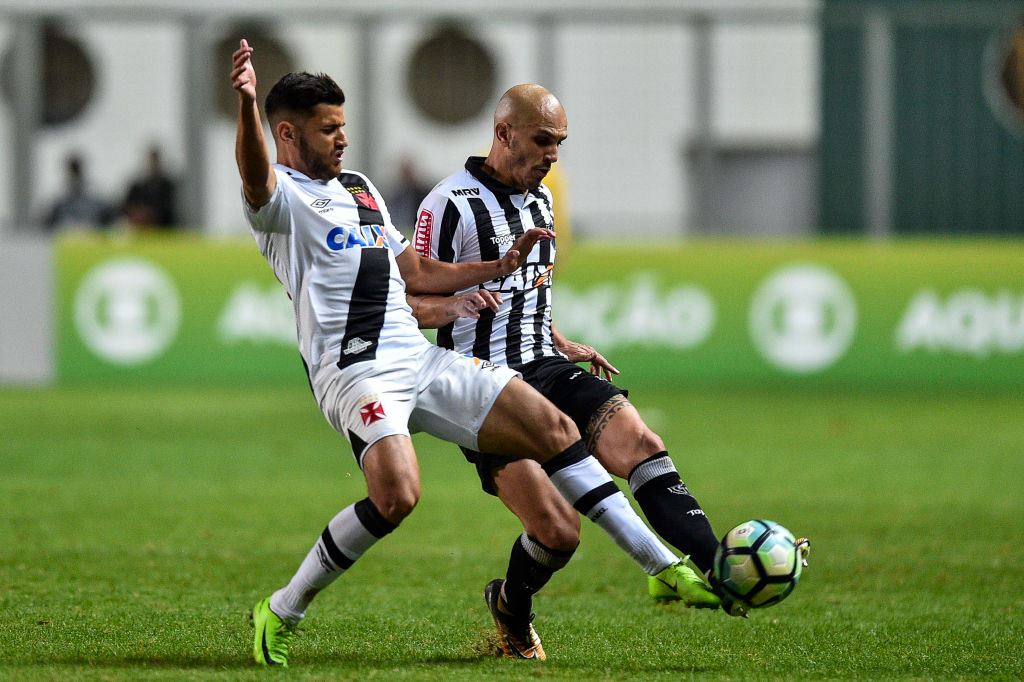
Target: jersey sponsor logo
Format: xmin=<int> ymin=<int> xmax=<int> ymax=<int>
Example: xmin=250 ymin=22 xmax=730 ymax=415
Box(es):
xmin=451 ymin=187 xmax=480 ymax=197
xmin=359 ymin=399 xmax=387 ymax=426
xmin=414 ymin=209 xmax=433 ymax=257
xmin=326 ymin=225 xmax=386 ymax=251
xmin=343 ymin=337 xmax=374 ymax=355
xmin=489 ymin=234 xmax=518 ymax=246
xmin=345 ymin=185 xmax=380 ymax=211
xmin=490 ymin=263 xmax=554 ymax=293
xmin=310 ymin=198 xmax=331 ymax=208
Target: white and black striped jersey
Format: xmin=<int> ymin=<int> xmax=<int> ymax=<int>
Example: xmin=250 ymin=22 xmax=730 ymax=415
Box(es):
xmin=414 ymin=156 xmax=561 ymax=368
xmin=243 ymin=165 xmax=429 ymax=384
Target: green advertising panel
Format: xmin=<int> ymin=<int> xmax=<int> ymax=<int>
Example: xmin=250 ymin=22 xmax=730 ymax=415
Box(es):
xmin=58 ymin=235 xmax=1024 ymax=388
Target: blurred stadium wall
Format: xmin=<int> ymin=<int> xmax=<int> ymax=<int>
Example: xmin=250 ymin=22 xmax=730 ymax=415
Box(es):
xmin=0 ymin=0 xmax=818 ymax=238
xmin=3 ymin=0 xmax=1023 ymax=386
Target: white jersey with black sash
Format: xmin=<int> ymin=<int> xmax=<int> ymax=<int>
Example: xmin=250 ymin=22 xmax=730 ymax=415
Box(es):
xmin=243 ymin=164 xmax=429 ymax=386
xmin=414 ymin=156 xmax=560 ymax=368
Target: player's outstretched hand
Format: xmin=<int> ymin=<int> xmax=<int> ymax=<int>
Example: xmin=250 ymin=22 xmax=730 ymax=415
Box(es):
xmin=445 ymin=289 xmax=503 ymax=320
xmin=558 ymin=338 xmax=619 ymax=380
xmin=231 ymin=39 xmax=257 ymax=103
xmin=498 ymin=227 xmax=555 ymax=274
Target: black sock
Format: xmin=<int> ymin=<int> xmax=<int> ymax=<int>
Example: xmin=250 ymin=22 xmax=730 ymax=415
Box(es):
xmin=628 ymin=452 xmax=719 ymax=574
xmin=501 ymin=532 xmax=576 ymax=618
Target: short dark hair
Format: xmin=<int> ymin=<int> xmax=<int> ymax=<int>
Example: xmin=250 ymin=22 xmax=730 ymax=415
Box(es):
xmin=265 ymin=72 xmax=345 ymax=121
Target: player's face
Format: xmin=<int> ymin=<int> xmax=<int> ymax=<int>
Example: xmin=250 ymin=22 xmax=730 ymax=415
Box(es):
xmin=506 ymin=110 xmax=567 ymax=190
xmin=295 ymin=104 xmax=348 ymax=181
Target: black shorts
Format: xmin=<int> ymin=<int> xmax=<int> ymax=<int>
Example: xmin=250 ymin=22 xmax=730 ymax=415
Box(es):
xmin=461 ymin=355 xmax=628 ymax=496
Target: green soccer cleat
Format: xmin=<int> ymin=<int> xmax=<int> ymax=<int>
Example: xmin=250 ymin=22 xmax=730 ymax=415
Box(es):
xmin=648 ymin=560 xmax=721 ymax=609
xmin=250 ymin=596 xmax=296 ymax=667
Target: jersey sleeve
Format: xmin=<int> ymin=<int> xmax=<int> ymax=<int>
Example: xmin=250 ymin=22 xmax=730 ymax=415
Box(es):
xmin=242 ymin=169 xmax=291 ymax=234
xmin=414 ymin=191 xmax=463 ymax=263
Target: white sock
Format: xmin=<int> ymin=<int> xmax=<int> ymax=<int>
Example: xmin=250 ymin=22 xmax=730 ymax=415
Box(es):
xmin=542 ymin=442 xmax=678 ymax=575
xmin=269 ymin=498 xmax=395 ymax=623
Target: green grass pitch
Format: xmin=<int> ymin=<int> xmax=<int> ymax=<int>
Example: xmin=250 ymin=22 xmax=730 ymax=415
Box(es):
xmin=2 ymin=383 xmax=1023 ymax=680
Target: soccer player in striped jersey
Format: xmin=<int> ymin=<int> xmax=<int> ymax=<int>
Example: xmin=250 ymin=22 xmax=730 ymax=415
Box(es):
xmin=412 ymin=84 xmax=742 ymax=652
xmin=231 ymin=41 xmax=719 ymax=667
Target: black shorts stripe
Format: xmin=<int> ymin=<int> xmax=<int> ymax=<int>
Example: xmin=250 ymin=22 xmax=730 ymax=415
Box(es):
xmin=337 ymin=248 xmax=390 ymax=370
xmin=320 ymin=527 xmax=355 ymax=570
xmin=354 ymin=498 xmax=397 ymax=538
xmin=572 ymin=481 xmax=621 ymax=516
xmin=472 ymin=307 xmax=495 ymax=360
xmin=347 ymin=429 xmax=369 ymax=464
xmin=468 ymin=198 xmax=500 ymax=261
xmin=505 ymin=291 xmax=527 ymax=366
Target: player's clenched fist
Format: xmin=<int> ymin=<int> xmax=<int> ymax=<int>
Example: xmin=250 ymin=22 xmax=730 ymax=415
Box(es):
xmin=231 ymin=38 xmax=257 ymax=102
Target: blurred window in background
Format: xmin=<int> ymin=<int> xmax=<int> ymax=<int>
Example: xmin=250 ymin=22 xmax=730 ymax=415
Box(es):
xmin=0 ymin=21 xmax=95 ymax=126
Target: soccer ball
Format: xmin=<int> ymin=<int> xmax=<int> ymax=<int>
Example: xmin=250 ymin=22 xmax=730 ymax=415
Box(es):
xmin=714 ymin=519 xmax=803 ymax=609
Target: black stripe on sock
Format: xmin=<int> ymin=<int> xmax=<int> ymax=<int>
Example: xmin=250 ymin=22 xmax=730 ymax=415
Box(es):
xmin=354 ymin=498 xmax=397 ymax=538
xmin=320 ymin=527 xmax=355 ymax=570
xmin=572 ymin=481 xmax=620 ymax=516
xmin=541 ymin=440 xmax=590 ymax=475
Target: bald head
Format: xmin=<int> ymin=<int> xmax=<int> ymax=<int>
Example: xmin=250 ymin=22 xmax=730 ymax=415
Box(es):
xmin=484 ymin=84 xmax=567 ymax=191
xmin=494 ymin=84 xmax=564 ymax=129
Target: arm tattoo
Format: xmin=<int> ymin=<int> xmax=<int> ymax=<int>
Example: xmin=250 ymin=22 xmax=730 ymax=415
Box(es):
xmin=585 ymin=394 xmax=631 ymax=452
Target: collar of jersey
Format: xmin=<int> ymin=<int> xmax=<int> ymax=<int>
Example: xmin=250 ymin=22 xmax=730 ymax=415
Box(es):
xmin=275 ymin=163 xmax=331 ymax=185
xmin=464 ymin=156 xmax=539 ymax=200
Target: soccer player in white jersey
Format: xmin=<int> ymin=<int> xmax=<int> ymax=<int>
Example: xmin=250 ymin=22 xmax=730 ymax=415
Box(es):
xmin=230 ymin=41 xmax=720 ymax=667
xmin=412 ymin=84 xmax=768 ymax=648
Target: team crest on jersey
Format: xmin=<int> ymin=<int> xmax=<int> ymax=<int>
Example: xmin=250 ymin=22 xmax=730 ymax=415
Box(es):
xmin=357 ymin=394 xmax=387 ymax=426
xmin=414 ymin=209 xmax=433 ymax=257
xmin=345 ymin=185 xmax=380 ymax=211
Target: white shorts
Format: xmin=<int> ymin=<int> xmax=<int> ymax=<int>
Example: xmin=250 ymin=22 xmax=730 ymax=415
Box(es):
xmin=312 ymin=345 xmax=518 ymax=468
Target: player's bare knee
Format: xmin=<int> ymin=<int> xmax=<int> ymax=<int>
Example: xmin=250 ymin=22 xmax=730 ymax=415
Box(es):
xmin=638 ymin=428 xmax=666 ymax=457
xmin=543 ymin=409 xmax=580 ymax=452
xmin=372 ymin=485 xmax=420 ymax=524
xmin=526 ymin=512 xmax=580 ymax=554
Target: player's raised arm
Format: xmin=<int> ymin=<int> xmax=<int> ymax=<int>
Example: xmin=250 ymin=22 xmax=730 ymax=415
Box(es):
xmin=398 ymin=227 xmax=554 ymax=295
xmin=231 ymin=38 xmax=276 ymax=208
xmin=407 ymin=290 xmax=503 ymax=329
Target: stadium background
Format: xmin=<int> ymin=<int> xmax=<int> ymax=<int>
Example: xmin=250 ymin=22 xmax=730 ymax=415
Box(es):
xmin=2 ymin=0 xmax=1023 ymax=678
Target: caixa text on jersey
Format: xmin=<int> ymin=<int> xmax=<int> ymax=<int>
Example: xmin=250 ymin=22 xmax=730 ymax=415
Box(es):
xmin=326 ymin=225 xmax=387 ymax=251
